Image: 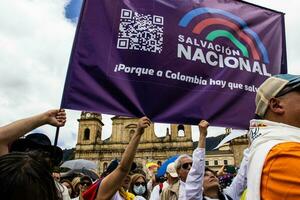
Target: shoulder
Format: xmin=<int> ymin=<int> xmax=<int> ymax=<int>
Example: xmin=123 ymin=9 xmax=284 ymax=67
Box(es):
xmin=261 ymin=142 xmax=300 ymax=198
xmin=266 ymin=142 xmax=300 ymax=161
xmin=263 ymin=142 xmax=300 ymax=175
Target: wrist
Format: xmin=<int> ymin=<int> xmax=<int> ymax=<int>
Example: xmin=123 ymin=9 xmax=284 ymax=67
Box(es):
xmin=37 ymin=112 xmax=49 ymax=126
xmin=136 ymin=127 xmax=144 ymax=134
xmin=200 ymin=130 xmax=207 ymax=134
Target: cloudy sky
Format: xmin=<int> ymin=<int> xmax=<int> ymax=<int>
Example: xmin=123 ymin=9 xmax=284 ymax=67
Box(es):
xmin=1 ymin=0 xmax=299 ymax=149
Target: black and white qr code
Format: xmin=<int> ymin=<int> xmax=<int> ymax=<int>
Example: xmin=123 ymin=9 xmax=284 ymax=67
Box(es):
xmin=117 ymin=9 xmax=164 ymax=54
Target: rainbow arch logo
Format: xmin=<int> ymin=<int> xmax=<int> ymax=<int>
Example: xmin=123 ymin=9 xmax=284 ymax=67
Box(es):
xmin=179 ymin=7 xmax=269 ymax=64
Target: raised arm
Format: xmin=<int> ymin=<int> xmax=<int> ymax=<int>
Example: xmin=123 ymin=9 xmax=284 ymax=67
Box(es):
xmin=96 ymin=116 xmax=151 ymax=200
xmin=0 ymin=109 xmax=66 ymax=156
xmin=198 ymin=120 xmax=208 ymax=148
xmin=185 ymin=120 xmax=209 ymax=200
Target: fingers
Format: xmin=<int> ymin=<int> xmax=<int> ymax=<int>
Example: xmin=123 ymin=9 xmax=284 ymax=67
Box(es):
xmin=139 ymin=116 xmax=151 ymax=128
xmin=46 ymin=109 xmax=67 ymax=127
xmin=56 ymin=109 xmax=66 ymax=122
xmin=137 ymin=117 xmax=151 ymax=134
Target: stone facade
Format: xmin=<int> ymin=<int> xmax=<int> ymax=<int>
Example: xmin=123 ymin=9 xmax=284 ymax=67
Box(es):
xmin=75 ymin=112 xmax=248 ymax=173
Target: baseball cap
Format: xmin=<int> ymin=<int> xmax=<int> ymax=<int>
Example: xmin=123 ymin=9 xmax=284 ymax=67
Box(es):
xmin=166 ymin=162 xmax=178 ymax=178
xmin=255 ymin=74 xmax=300 ymax=117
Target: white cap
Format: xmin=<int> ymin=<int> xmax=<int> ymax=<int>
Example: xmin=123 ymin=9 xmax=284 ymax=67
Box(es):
xmin=166 ymin=162 xmax=178 ymax=178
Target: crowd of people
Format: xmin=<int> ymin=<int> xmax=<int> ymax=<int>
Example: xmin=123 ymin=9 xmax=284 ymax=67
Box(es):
xmin=0 ymin=73 xmax=300 ymax=200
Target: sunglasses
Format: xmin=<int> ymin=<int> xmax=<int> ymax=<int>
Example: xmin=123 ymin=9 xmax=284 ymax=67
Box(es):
xmin=80 ymin=181 xmax=92 ymax=186
xmin=181 ymin=162 xmax=193 ymax=170
xmin=134 ymin=182 xmax=146 ymax=186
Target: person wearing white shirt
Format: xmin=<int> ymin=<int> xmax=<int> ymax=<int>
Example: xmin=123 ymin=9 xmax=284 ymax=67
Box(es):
xmin=160 ymin=154 xmax=192 ymax=200
xmin=185 ymin=120 xmax=248 ymax=200
xmin=150 ymin=162 xmax=177 ymax=200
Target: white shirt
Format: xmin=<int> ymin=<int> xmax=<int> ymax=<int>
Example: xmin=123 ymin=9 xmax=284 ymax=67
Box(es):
xmin=178 ymin=180 xmax=186 ymax=200
xmin=185 ymin=148 xmax=248 ymax=200
xmin=134 ymin=196 xmax=146 ymax=200
xmin=149 ymin=181 xmax=169 ymax=200
xmin=111 ymin=191 xmax=124 ymax=200
xmin=55 ymin=181 xmax=71 ymax=200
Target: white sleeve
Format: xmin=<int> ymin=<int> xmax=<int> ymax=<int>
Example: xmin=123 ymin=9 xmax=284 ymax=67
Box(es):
xmin=185 ymin=148 xmax=205 ymax=200
xmin=223 ymin=148 xmax=249 ymax=200
xmin=149 ymin=185 xmax=160 ymax=200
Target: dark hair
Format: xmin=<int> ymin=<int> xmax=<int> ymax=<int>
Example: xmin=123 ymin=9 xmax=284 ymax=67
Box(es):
xmin=203 ymin=168 xmax=231 ymax=200
xmin=254 ymin=114 xmax=263 ymax=119
xmin=0 ymin=152 xmax=62 ymax=200
xmin=80 ymin=175 xmax=92 ymax=184
xmin=131 ymin=167 xmax=147 ymax=177
xmin=101 ymin=159 xmax=137 ymax=178
xmin=100 ymin=159 xmax=119 ymax=178
xmin=205 ymin=167 xmax=217 ymax=175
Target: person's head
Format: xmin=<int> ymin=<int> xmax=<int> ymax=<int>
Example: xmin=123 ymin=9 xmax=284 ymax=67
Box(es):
xmin=10 ymin=133 xmax=63 ymax=167
xmin=52 ymin=169 xmax=61 ymax=182
xmin=255 ymin=74 xmax=300 ymax=127
xmin=203 ymin=167 xmax=220 ymax=195
xmin=174 ymin=154 xmax=192 ymax=182
xmin=0 ymin=151 xmax=61 ymax=200
xmin=61 ymin=179 xmax=75 ymax=198
xmin=129 ymin=174 xmax=148 ymax=198
xmin=166 ymin=162 xmax=178 ymax=182
xmin=72 ymin=176 xmax=81 ymax=196
xmin=101 ymin=159 xmax=137 ymax=178
xmin=131 ymin=167 xmax=147 ymax=178
xmin=79 ymin=175 xmax=93 ymax=193
xmin=101 ymin=158 xmax=137 ymax=190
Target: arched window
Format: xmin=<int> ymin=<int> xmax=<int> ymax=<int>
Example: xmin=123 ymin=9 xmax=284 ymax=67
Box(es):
xmin=224 ymin=160 xmax=228 ymax=165
xmin=129 ymin=129 xmax=135 ymax=139
xmin=154 ymin=123 xmax=170 ymax=137
xmin=177 ymin=124 xmax=185 ymax=137
xmin=83 ymin=128 xmax=90 ymax=140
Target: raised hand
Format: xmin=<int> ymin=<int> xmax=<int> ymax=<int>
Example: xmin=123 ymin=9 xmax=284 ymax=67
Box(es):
xmin=198 ymin=120 xmax=209 ymax=148
xmin=198 ymin=120 xmax=209 ymax=137
xmin=137 ymin=116 xmax=151 ymax=134
xmin=43 ymin=109 xmax=66 ymax=127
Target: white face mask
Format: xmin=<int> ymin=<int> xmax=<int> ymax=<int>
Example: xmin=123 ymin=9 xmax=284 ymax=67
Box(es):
xmin=133 ymin=185 xmax=146 ymax=195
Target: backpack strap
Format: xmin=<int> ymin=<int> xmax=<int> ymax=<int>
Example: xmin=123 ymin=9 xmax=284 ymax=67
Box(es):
xmin=159 ymin=182 xmax=164 ymax=194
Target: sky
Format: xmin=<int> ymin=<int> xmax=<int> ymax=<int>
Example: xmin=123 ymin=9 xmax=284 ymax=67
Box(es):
xmin=0 ymin=0 xmax=299 ymax=149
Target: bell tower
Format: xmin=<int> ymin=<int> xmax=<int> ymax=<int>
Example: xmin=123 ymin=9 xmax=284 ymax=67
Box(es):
xmin=77 ymin=111 xmax=104 ymax=145
xmin=170 ymin=124 xmax=192 ymax=141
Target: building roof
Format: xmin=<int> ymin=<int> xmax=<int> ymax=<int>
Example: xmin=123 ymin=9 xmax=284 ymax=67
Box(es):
xmin=193 ymin=134 xmax=227 ymax=151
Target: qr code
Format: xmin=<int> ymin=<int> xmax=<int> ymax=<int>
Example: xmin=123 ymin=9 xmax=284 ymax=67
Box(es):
xmin=117 ymin=9 xmax=164 ymax=54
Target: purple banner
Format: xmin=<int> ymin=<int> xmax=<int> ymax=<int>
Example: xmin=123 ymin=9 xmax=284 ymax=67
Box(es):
xmin=61 ymin=0 xmax=286 ymax=129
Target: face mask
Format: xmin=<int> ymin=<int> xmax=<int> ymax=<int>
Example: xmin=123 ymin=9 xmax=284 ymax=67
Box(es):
xmin=133 ymin=185 xmax=146 ymax=195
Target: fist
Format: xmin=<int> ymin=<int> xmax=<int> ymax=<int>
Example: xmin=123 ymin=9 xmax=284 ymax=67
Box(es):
xmin=137 ymin=116 xmax=151 ymax=134
xmin=198 ymin=120 xmax=209 ymax=129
